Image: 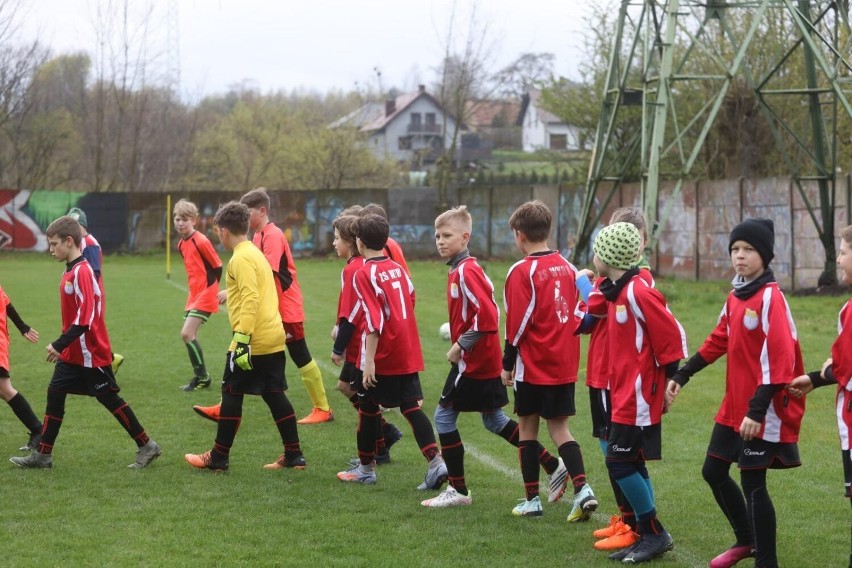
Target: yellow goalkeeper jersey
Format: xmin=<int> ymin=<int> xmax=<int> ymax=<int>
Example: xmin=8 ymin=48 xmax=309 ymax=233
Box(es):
xmin=226 ymin=240 xmax=285 ymax=355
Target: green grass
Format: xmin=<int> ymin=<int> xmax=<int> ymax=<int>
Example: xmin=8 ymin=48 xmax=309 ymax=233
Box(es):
xmin=0 ymin=252 xmax=848 ymax=567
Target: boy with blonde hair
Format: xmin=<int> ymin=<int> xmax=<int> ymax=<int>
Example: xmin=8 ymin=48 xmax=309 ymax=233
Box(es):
xmin=422 ymin=205 xmax=568 ymax=508
xmin=173 ymin=198 xmax=222 ymax=391
xmin=501 ymin=200 xmax=597 ymax=519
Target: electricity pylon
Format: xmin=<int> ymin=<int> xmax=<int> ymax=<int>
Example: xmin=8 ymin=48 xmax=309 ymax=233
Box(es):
xmin=576 ymin=0 xmax=852 ymax=285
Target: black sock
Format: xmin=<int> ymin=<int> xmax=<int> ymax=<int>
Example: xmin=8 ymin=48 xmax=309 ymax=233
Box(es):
xmin=7 ymin=392 xmax=41 ymax=432
xmin=704 ymin=456 xmax=753 ymax=546
xmin=40 ymin=390 xmax=66 ymax=455
xmin=558 ymin=441 xmax=587 ymax=492
xmin=400 ymin=401 xmax=439 ymax=461
xmin=742 ymin=469 xmax=776 ymax=567
xmin=262 ymin=392 xmax=300 ymax=456
xmin=439 ymin=429 xmax=466 ymax=495
xmin=97 ymin=393 xmax=149 ymax=447
xmin=213 ymin=392 xmax=243 ymax=461
xmin=185 ymin=339 xmax=207 ymax=377
xmin=518 ymin=439 xmax=540 ymax=500
xmin=497 ymin=420 xmax=558 ymax=474
xmin=356 ymin=401 xmax=379 ymax=465
xmin=637 ymin=510 xmax=666 ymax=536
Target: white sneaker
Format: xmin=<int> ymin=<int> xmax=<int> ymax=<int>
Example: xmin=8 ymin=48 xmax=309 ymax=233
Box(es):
xmin=547 ymin=457 xmax=568 ymax=503
xmin=566 ymin=483 xmax=598 ymax=522
xmin=416 ymin=455 xmax=448 ymax=490
xmin=421 ymin=486 xmax=472 ymax=508
xmin=512 ymin=495 xmax=543 ymax=517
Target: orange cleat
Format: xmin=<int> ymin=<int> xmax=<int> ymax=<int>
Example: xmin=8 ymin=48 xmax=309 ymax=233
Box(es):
xmin=594 ymin=526 xmax=638 ymax=551
xmin=297 ymin=408 xmax=334 ymax=424
xmin=593 ymin=515 xmax=623 ymax=539
xmin=184 ymin=450 xmax=228 ymax=471
xmin=193 ymin=403 xmax=221 ymax=422
xmin=263 ymin=454 xmax=307 ymax=470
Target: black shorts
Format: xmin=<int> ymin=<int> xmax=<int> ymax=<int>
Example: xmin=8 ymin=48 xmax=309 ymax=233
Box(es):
xmin=589 ymin=386 xmax=611 ymax=440
xmin=184 ymin=309 xmax=211 ymax=322
xmin=0 ymin=366 xmax=9 ymax=379
xmin=439 ymin=365 xmax=509 ymax=412
xmin=358 ymin=372 xmax=423 ymax=408
xmin=606 ymin=422 xmax=662 ymax=461
xmin=222 ymin=351 xmax=287 ymax=396
xmin=338 ymin=361 xmax=361 ymax=390
xmin=843 ymin=449 xmax=852 ymax=498
xmin=706 ymin=422 xmax=801 ymax=470
xmin=514 ymin=381 xmax=575 ymax=419
xmin=49 ymin=361 xmax=120 ymax=396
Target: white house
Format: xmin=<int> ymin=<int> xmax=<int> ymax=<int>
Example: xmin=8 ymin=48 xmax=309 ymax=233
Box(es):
xmin=518 ymin=88 xmax=583 ymax=153
xmin=330 ymin=85 xmax=462 ymax=164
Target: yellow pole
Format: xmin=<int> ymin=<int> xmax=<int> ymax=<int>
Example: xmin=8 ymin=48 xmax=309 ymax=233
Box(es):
xmin=166 ymin=194 xmax=171 ymax=280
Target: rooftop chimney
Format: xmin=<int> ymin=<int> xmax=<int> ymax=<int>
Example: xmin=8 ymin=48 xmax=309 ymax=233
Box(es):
xmin=418 ymin=84 xmax=426 ymax=93
xmin=385 ymin=99 xmax=396 ymax=116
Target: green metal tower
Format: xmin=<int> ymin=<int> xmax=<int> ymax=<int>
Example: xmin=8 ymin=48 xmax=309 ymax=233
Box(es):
xmin=576 ymin=0 xmax=852 ymax=285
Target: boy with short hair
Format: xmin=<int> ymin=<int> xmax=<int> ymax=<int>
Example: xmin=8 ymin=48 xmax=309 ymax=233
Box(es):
xmin=0 ymin=284 xmax=43 ymax=451
xmin=336 ymin=213 xmax=447 ymax=489
xmin=358 ymin=203 xmax=410 ymax=276
xmin=193 ymin=188 xmax=333 ymax=425
xmin=667 ymin=218 xmax=804 ymax=568
xmin=10 ymin=216 xmax=160 ymax=469
xmin=501 ymin=200 xmax=597 ymax=519
xmin=67 ymin=206 xmax=124 ymax=374
xmin=592 ymin=222 xmax=687 ymax=562
xmin=184 ymin=202 xmax=306 ymax=472
xmin=422 ymin=205 xmax=568 ymax=508
xmin=330 ymin=214 xmax=402 ymax=464
xmin=173 ymin=199 xmax=222 ymax=391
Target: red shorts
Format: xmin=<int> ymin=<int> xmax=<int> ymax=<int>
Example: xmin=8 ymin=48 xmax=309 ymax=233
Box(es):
xmin=283 ymin=321 xmax=305 ymax=343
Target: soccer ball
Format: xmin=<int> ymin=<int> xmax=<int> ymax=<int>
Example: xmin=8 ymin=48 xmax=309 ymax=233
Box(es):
xmin=439 ymin=322 xmax=451 ymax=341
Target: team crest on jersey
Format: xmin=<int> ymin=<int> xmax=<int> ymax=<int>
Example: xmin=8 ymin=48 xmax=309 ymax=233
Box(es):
xmin=450 ymin=283 xmax=459 ymax=299
xmin=615 ymin=304 xmax=628 ymax=324
xmin=63 ymin=281 xmax=74 ymax=295
xmin=743 ymin=308 xmax=759 ymax=330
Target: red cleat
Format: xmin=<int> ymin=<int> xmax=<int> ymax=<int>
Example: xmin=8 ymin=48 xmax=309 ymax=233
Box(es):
xmin=193 ymin=403 xmax=221 ymax=422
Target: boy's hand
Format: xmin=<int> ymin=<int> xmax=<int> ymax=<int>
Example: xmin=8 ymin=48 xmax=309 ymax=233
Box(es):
xmin=446 ymin=343 xmax=462 ymax=364
xmin=577 ymin=268 xmax=595 ymax=280
xmin=739 ymin=417 xmax=761 ymax=441
xmin=217 ymin=290 xmax=228 ymax=305
xmin=231 ymin=332 xmax=252 ymax=371
xmin=23 ymin=328 xmax=39 ymax=343
xmin=501 ymin=369 xmax=513 ymax=387
xmin=362 ymin=360 xmax=376 ymax=389
xmin=822 ymin=357 xmax=833 ymax=377
xmin=665 ymin=380 xmax=681 ymax=409
xmin=46 ymin=344 xmax=60 ymax=363
xmin=787 ymin=374 xmax=814 ymax=399
xmin=331 ymin=352 xmax=343 ymax=366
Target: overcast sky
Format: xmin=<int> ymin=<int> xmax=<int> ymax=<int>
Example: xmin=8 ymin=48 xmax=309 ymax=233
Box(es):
xmin=19 ymin=0 xmax=594 ymax=99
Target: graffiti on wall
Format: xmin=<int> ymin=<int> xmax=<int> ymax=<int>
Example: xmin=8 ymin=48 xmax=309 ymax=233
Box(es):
xmin=0 ymin=190 xmax=47 ymax=251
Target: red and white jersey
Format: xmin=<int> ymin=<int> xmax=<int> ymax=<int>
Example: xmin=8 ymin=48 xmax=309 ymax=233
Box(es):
xmin=697 ymin=283 xmax=805 ymax=443
xmin=829 ymin=301 xmax=852 ymax=450
xmin=338 ymin=256 xmax=366 ymax=365
xmin=606 ymin=275 xmax=688 ymax=427
xmin=353 ymin=256 xmax=424 ymax=375
xmin=253 ymin=222 xmax=305 ymax=324
xmin=583 ymin=269 xmax=655 ymax=389
xmin=0 ymin=286 xmax=10 ymax=370
xmin=503 ymin=251 xmax=582 ymax=386
xmin=178 ymin=230 xmax=221 ymax=313
xmin=447 ymin=256 xmax=501 ymax=379
xmin=58 ymin=258 xmax=112 ymax=368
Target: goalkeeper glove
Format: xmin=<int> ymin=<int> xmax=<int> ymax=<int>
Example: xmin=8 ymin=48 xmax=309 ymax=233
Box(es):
xmin=231 ymin=332 xmax=252 ymax=371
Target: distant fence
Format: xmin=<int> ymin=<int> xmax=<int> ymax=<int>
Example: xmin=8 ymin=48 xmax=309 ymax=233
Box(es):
xmin=1 ymin=176 xmax=849 ymax=289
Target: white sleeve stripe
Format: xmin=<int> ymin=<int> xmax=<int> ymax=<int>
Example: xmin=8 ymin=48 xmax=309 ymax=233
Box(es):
xmin=512 ymin=260 xmax=537 ymax=345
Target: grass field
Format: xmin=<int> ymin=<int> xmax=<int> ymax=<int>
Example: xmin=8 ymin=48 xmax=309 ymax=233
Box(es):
xmin=0 ymin=252 xmax=849 ymax=567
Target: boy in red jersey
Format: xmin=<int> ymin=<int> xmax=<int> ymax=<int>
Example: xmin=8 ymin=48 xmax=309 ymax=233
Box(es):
xmin=10 ymin=216 xmax=160 ymax=469
xmin=501 ymin=200 xmax=597 ymax=519
xmin=184 ymin=202 xmax=306 ymax=472
xmin=67 ymin=206 xmax=124 ymax=374
xmin=0 ymin=284 xmax=43 ymax=451
xmin=593 ymin=221 xmax=686 ymax=563
xmin=580 ymin=208 xmax=654 ymax=551
xmin=422 ymin=205 xmax=568 ymax=508
xmin=330 ymin=215 xmax=402 ymax=464
xmin=667 ymin=218 xmax=804 ymax=568
xmin=789 ymin=224 xmax=852 ymax=568
xmin=336 ymin=213 xmax=447 ymax=488
xmin=173 ymin=199 xmax=222 ymax=391
xmin=192 ymin=188 xmax=333 ymax=427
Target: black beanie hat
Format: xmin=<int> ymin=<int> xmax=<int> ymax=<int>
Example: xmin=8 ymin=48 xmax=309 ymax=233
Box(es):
xmin=729 ymin=218 xmax=774 ymax=267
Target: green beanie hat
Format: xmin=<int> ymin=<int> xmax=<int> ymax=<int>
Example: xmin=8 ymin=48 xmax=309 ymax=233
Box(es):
xmin=68 ymin=207 xmax=88 ymax=228
xmin=593 ymin=222 xmax=641 ymax=270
